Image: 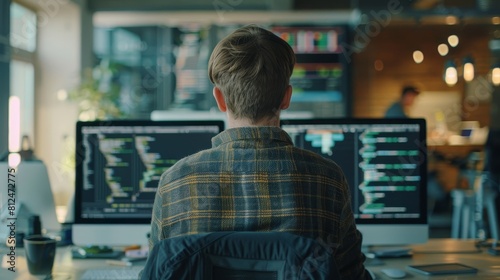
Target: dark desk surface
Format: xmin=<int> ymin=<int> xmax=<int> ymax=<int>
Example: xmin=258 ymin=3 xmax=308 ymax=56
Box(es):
xmin=0 ymin=239 xmax=499 ymax=279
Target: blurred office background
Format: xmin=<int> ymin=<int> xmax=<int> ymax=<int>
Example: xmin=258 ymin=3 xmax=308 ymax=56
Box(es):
xmin=2 ymin=0 xmax=500 ymax=237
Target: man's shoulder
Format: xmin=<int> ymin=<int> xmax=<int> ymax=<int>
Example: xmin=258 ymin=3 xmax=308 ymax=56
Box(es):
xmin=159 ymin=148 xmax=218 ymax=184
xmin=291 ymin=146 xmax=345 ymax=174
xmin=385 ymin=102 xmax=405 ymax=117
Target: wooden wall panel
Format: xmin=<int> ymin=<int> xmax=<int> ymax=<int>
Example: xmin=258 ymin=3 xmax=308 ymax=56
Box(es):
xmin=351 ymin=24 xmax=492 ymax=129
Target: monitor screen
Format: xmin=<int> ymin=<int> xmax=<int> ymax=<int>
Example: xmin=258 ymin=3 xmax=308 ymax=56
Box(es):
xmin=271 ymin=25 xmax=350 ymax=117
xmin=281 ymin=118 xmax=428 ymax=246
xmin=73 ymin=120 xmax=224 ymax=246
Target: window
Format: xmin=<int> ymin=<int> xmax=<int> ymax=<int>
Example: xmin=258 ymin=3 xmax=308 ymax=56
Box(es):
xmin=9 ymin=2 xmax=36 ymax=151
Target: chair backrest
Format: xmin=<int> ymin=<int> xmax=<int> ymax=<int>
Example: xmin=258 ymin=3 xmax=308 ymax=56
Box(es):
xmin=141 ymin=231 xmax=339 ymax=280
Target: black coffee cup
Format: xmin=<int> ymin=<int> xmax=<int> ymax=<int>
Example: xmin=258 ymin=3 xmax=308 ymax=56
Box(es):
xmin=23 ymin=235 xmax=57 ymax=276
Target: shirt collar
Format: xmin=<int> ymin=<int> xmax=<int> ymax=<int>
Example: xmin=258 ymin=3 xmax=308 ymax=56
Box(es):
xmin=212 ymin=126 xmax=293 ymax=148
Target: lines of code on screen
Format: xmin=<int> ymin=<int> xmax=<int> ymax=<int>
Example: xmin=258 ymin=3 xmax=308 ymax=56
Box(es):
xmin=284 ymin=123 xmax=423 ymax=221
xmin=80 ymin=125 xmax=217 ymax=219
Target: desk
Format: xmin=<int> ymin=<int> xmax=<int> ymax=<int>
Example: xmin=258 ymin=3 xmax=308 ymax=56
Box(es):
xmin=428 ymin=143 xmax=484 ymax=158
xmin=0 ymin=245 xmax=145 ymax=279
xmin=367 ymin=239 xmax=500 ymax=279
xmin=0 ymin=239 xmax=499 ymax=279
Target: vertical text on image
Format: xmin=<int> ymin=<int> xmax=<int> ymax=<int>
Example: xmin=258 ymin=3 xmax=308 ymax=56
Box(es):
xmin=6 ymin=168 xmax=17 ymax=272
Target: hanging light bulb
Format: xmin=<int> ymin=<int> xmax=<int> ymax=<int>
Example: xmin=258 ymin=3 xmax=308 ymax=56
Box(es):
xmin=448 ymin=35 xmax=459 ymax=47
xmin=463 ymin=56 xmax=475 ymax=82
xmin=445 ymin=15 xmax=458 ymax=25
xmin=413 ymin=50 xmax=424 ymax=64
xmin=444 ymin=60 xmax=458 ymax=86
xmin=492 ymin=63 xmax=500 ymax=86
xmin=438 ymin=44 xmax=449 ymax=56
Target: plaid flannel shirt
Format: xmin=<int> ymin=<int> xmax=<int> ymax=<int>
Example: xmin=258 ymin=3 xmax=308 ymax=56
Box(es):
xmin=149 ymin=126 xmax=369 ymax=279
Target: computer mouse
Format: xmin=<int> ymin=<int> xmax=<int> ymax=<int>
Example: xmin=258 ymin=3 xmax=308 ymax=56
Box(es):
xmin=380 ymin=268 xmax=407 ymax=279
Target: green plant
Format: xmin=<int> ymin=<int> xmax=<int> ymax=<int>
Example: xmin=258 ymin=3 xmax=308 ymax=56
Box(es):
xmin=68 ymin=60 xmax=126 ymax=120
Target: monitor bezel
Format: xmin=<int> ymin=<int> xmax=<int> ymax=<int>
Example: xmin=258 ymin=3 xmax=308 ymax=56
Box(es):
xmin=280 ymin=118 xmax=428 ymax=226
xmin=74 ymin=119 xmax=225 ymax=225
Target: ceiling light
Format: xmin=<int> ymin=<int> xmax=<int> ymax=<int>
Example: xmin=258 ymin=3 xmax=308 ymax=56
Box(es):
xmin=438 ymin=44 xmax=449 ymax=56
xmin=492 ymin=64 xmax=500 ymax=86
xmin=446 ymin=16 xmax=458 ymax=25
xmin=448 ymin=35 xmax=459 ymax=47
xmin=413 ymin=50 xmax=424 ymax=64
xmin=463 ymin=56 xmax=475 ymax=82
xmin=444 ymin=60 xmax=458 ymax=86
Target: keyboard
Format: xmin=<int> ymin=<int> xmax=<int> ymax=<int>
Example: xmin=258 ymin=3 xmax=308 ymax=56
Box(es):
xmin=81 ymin=267 xmax=143 ymax=280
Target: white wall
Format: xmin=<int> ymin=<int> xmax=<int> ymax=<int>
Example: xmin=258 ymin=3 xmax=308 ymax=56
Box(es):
xmin=410 ymin=91 xmax=462 ymax=133
xmin=36 ymin=0 xmax=81 ymax=207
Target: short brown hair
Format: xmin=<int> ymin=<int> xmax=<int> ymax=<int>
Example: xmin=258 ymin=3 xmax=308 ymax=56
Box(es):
xmin=402 ymin=85 xmax=420 ymax=97
xmin=208 ymin=25 xmax=296 ymax=122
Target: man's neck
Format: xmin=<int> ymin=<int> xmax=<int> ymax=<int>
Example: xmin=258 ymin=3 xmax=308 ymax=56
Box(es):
xmin=226 ymin=112 xmax=281 ymax=128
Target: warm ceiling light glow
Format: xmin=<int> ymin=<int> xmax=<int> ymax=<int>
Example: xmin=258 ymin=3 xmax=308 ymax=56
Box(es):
xmin=493 ymin=17 xmax=500 ymax=25
xmin=438 ymin=44 xmax=449 ymax=56
xmin=448 ymin=35 xmax=459 ymax=47
xmin=444 ymin=61 xmax=458 ymax=86
xmin=9 ymin=96 xmax=21 ymax=153
xmin=492 ymin=67 xmax=500 ymax=86
xmin=445 ymin=67 xmax=458 ymax=86
xmin=413 ymin=50 xmax=424 ymax=64
xmin=374 ymin=60 xmax=384 ymax=71
xmin=446 ymin=16 xmax=458 ymax=25
xmin=463 ymin=63 xmax=474 ymax=82
xmin=463 ymin=57 xmax=475 ymax=82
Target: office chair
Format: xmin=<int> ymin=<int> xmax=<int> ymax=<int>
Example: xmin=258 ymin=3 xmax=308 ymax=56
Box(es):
xmin=140 ymin=231 xmax=339 ymax=280
xmin=451 ymin=129 xmax=500 ymax=240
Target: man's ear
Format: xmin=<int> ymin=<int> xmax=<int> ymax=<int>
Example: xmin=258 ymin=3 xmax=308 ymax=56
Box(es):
xmin=213 ymin=87 xmax=227 ymax=112
xmin=280 ymin=85 xmax=292 ymax=110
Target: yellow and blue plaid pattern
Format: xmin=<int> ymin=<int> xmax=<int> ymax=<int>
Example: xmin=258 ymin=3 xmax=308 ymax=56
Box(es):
xmin=150 ymin=126 xmax=368 ymax=279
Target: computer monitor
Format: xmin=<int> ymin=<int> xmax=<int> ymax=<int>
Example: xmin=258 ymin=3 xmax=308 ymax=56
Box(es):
xmin=281 ymin=118 xmax=428 ymax=246
xmin=73 ymin=120 xmax=224 ymax=246
xmin=271 ymin=25 xmax=350 ymax=118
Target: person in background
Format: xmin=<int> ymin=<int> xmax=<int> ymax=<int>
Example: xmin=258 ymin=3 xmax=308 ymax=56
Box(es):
xmin=148 ymin=25 xmax=371 ymax=279
xmin=385 ymin=85 xmax=420 ymax=118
